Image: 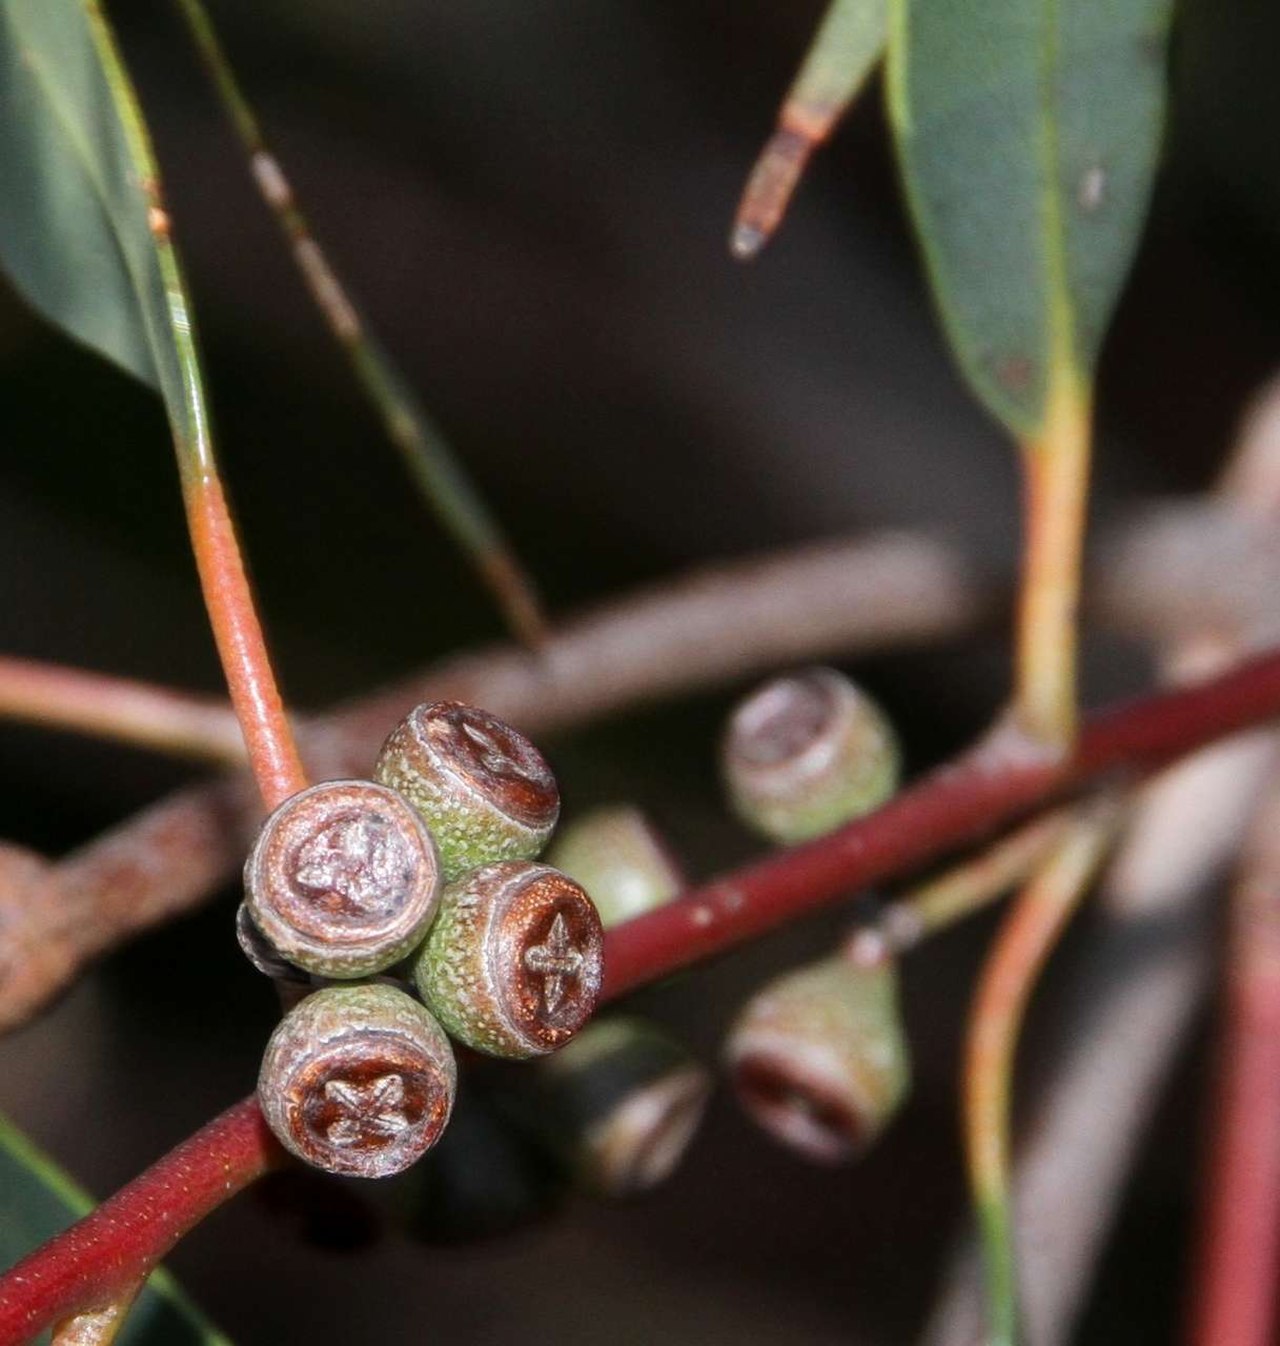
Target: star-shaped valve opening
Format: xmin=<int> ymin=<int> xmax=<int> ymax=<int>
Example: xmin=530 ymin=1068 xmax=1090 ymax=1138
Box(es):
xmin=323 ymin=1073 xmax=411 ymax=1148
xmin=522 ymin=912 xmax=586 ymax=1015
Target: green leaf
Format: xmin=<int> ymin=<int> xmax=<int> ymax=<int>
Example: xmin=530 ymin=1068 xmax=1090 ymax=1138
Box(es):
xmin=886 ymin=0 xmax=1173 ymax=438
xmin=0 ymin=0 xmax=159 ymax=385
xmin=0 ymin=1113 xmax=231 ymax=1345
xmin=0 ymin=0 xmax=216 ymax=488
xmin=791 ymin=0 xmax=887 ymax=118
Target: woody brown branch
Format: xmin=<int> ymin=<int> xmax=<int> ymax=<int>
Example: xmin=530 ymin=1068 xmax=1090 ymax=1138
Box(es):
xmin=0 ymin=507 xmax=1274 ymax=1035
xmin=0 ymin=531 xmax=984 ymax=1032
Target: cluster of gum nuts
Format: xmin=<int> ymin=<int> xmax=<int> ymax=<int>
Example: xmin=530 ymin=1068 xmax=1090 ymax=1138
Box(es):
xmin=241 ymin=701 xmax=605 ymax=1180
xmin=243 ymin=667 xmax=914 ymax=1196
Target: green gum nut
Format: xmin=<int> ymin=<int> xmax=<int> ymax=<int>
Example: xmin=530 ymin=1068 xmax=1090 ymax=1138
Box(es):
xmin=546 ymin=805 xmax=685 ymax=928
xmin=543 ymin=811 xmax=707 ymax=1194
xmin=528 ymin=1016 xmax=712 ymax=1198
xmin=724 ymin=952 xmax=909 ymax=1164
xmin=721 ymin=667 xmax=900 ymax=844
xmin=413 ymin=861 xmax=604 ymax=1059
xmin=374 ymin=701 xmax=560 ymax=881
xmin=393 ymin=1076 xmax=566 ymax=1245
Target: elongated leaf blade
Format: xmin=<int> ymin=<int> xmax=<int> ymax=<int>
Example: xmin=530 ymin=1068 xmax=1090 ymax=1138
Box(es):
xmin=0 ymin=1113 xmax=231 ymax=1345
xmin=0 ymin=0 xmax=165 ymax=386
xmin=887 ymin=0 xmax=1173 ymax=437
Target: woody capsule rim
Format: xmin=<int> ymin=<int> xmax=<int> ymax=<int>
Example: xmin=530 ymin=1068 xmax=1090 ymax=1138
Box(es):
xmin=415 ymin=861 xmax=605 ymax=1059
xmin=258 ymin=983 xmax=457 ymax=1179
xmin=244 ymin=778 xmax=442 ymax=979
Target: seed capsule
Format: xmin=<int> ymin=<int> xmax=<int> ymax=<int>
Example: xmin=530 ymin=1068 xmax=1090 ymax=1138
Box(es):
xmin=245 ymin=779 xmax=441 ymax=978
xmin=724 ymin=953 xmax=909 ymax=1164
xmin=374 ymin=701 xmax=560 ymax=881
xmin=258 ymin=983 xmax=456 ymax=1178
xmin=527 ymin=1017 xmax=711 ymax=1197
xmin=236 ymin=902 xmax=309 ymax=984
xmin=395 ymin=1077 xmax=566 ymax=1244
xmin=721 ymin=667 xmax=900 ymax=844
xmin=546 ymin=806 xmax=684 ymax=928
xmin=413 ymin=861 xmax=604 ymax=1059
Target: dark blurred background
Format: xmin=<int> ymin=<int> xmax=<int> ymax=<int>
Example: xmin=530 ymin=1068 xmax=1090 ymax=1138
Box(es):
xmin=1 ymin=1 xmax=1278 ymax=1341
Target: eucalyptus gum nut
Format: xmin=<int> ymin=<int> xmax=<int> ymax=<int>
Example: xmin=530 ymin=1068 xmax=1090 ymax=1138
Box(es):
xmin=244 ymin=779 xmax=442 ymax=978
xmin=258 ymin=983 xmax=457 ymax=1179
xmin=546 ymin=806 xmax=685 ymax=929
xmin=724 ymin=953 xmax=909 ymax=1164
xmin=722 ymin=667 xmax=900 ymax=844
xmin=531 ymin=1017 xmax=712 ymax=1198
xmin=393 ymin=1077 xmax=566 ymax=1245
xmin=374 ymin=701 xmax=560 ymax=881
xmin=413 ymin=862 xmax=604 ymax=1059
xmin=235 ymin=902 xmax=309 ymax=984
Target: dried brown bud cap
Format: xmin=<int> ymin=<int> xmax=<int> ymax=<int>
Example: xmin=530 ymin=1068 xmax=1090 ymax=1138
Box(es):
xmin=245 ymin=779 xmax=441 ymax=978
xmin=722 ymin=667 xmax=900 ymax=844
xmin=725 ymin=953 xmax=909 ymax=1164
xmin=375 ymin=702 xmax=560 ymax=880
xmin=535 ymin=1017 xmax=711 ymax=1198
xmin=546 ymin=805 xmax=685 ymax=929
xmin=414 ymin=862 xmax=604 ymax=1059
xmin=258 ymin=983 xmax=456 ymax=1178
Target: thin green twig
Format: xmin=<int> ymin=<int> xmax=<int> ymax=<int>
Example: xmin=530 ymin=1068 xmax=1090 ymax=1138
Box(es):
xmin=172 ymin=0 xmax=547 ymax=647
xmin=962 ymin=793 xmax=1126 ymax=1344
xmin=82 ymin=0 xmax=306 ymax=807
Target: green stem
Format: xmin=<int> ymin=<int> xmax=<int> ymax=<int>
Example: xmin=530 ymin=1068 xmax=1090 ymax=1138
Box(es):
xmin=869 ymin=809 xmax=1069 ymax=953
xmin=732 ymin=0 xmax=885 ymax=258
xmin=962 ymin=794 xmax=1124 ymax=1344
xmin=1013 ymin=361 xmax=1092 ymax=756
xmin=171 ymin=0 xmax=547 ymax=647
xmin=82 ymin=0 xmax=306 ymax=808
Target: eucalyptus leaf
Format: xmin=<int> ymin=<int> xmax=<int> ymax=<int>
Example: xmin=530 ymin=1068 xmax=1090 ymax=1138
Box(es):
xmin=0 ymin=1113 xmax=231 ymax=1345
xmin=887 ymin=0 xmax=1173 ymax=438
xmin=0 ymin=0 xmax=213 ymax=481
xmin=0 ymin=0 xmax=159 ymax=385
xmin=793 ymin=0 xmax=886 ymax=119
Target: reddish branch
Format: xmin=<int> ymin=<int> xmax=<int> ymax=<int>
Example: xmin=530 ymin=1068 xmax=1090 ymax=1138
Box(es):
xmin=0 ymin=531 xmax=983 ymax=1032
xmin=0 ymin=656 xmax=245 ymax=764
xmin=0 ymin=1100 xmax=282 ymax=1345
xmin=1188 ymin=781 xmax=1280 ymax=1346
xmin=603 ymin=644 xmax=1280 ymax=998
xmin=5 ymin=645 xmax=1280 ymax=1341
xmin=186 ymin=478 xmax=307 ymax=808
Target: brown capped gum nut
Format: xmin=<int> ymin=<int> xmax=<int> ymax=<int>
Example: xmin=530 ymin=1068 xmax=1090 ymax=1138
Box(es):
xmin=414 ymin=862 xmax=604 ymax=1059
xmin=245 ymin=779 xmax=441 ymax=978
xmin=722 ymin=667 xmax=900 ymax=844
xmin=532 ymin=1017 xmax=711 ymax=1198
xmin=724 ymin=953 xmax=909 ymax=1164
xmin=258 ymin=983 xmax=457 ymax=1178
xmin=374 ymin=702 xmax=560 ymax=880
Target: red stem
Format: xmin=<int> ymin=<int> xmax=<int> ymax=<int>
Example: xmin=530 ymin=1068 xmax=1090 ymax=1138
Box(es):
xmin=1187 ymin=795 xmax=1280 ymax=1346
xmin=4 ymin=644 xmax=1280 ymax=1341
xmin=187 ymin=477 xmax=307 ymax=809
xmin=0 ymin=1100 xmax=282 ymax=1345
xmin=604 ymin=644 xmax=1280 ymax=998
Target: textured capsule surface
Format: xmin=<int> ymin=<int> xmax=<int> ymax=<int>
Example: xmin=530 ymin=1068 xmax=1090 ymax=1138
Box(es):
xmin=725 ymin=953 xmax=909 ymax=1164
xmin=258 ymin=983 xmax=457 ymax=1178
xmin=414 ymin=862 xmax=604 ymax=1058
xmin=374 ymin=701 xmax=560 ymax=881
xmin=245 ymin=779 xmax=441 ymax=977
xmin=546 ymin=806 xmax=684 ymax=929
xmin=722 ymin=667 xmax=900 ymax=844
xmin=535 ymin=1017 xmax=711 ymax=1197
